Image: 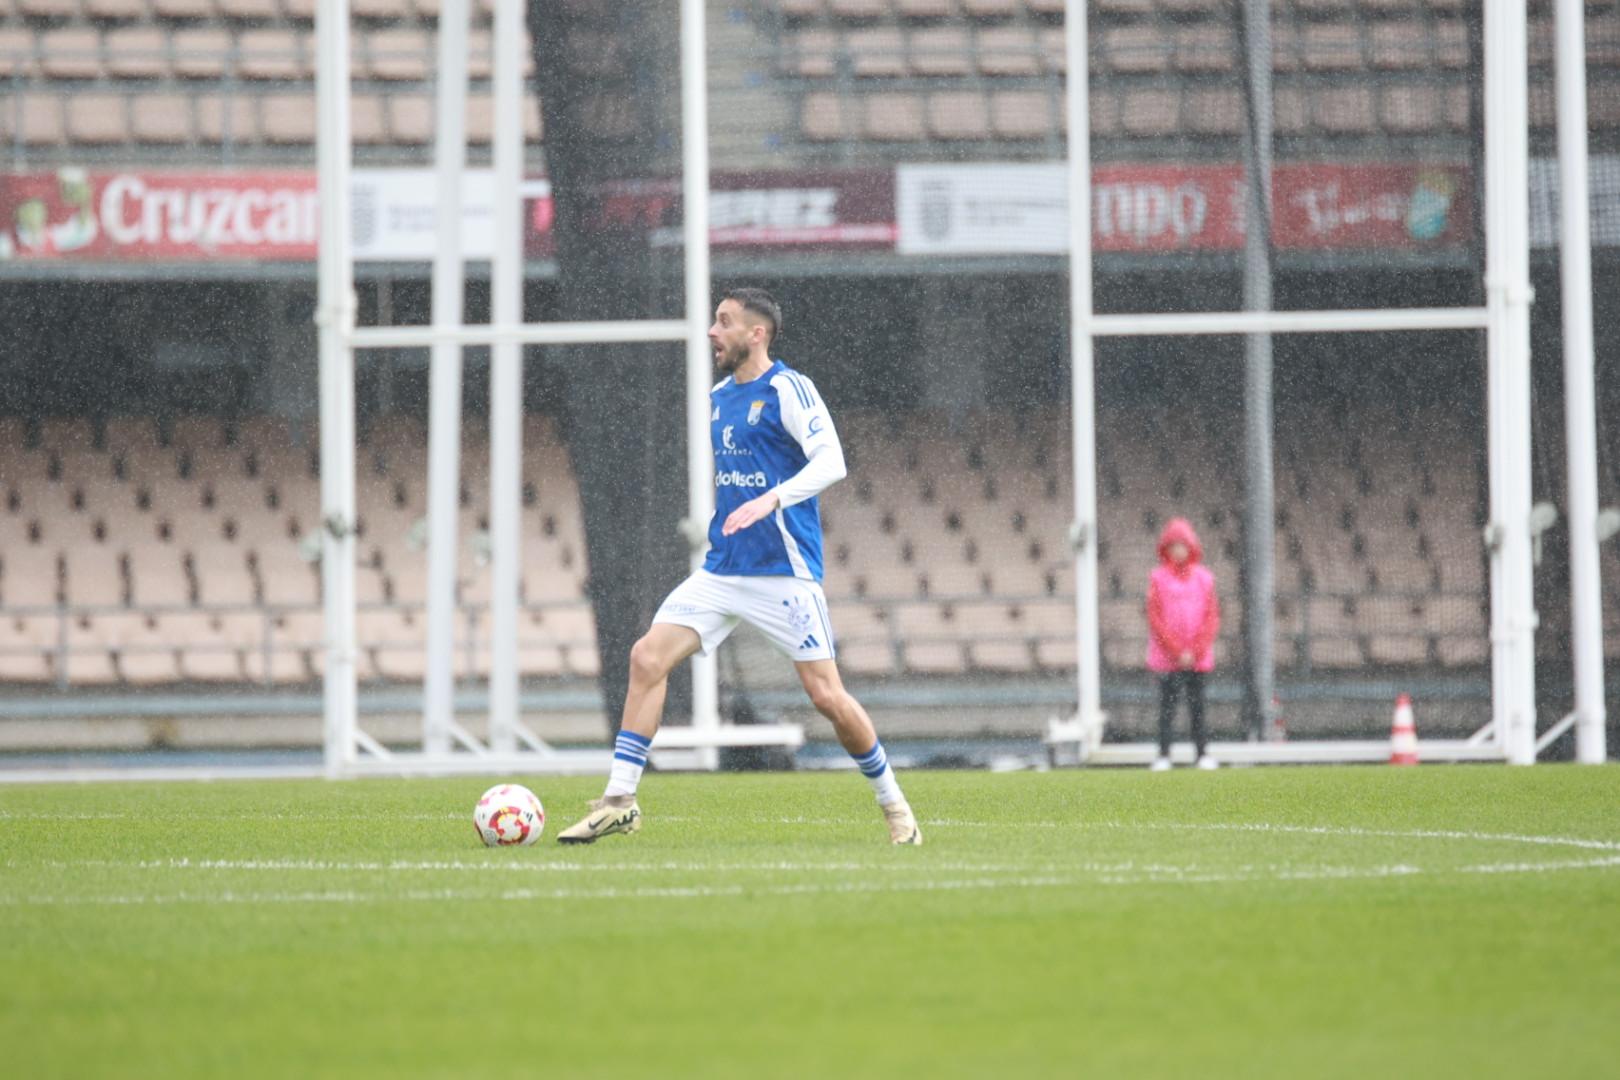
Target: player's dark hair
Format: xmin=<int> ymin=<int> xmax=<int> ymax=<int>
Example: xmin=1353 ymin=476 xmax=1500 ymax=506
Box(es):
xmin=723 ymin=287 xmax=782 ymax=346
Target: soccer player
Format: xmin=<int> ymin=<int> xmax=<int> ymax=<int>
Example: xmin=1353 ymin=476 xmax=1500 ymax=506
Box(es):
xmin=558 ymin=288 xmax=921 ymax=845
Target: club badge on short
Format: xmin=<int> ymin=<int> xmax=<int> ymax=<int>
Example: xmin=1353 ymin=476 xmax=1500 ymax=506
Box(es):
xmin=747 ymin=400 xmax=765 ymax=425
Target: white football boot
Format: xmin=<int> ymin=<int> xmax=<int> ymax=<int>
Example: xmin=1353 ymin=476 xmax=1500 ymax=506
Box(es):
xmin=882 ymin=801 xmax=923 ymax=845
xmin=556 ymin=798 xmax=642 ymax=845
xmin=1149 ymin=756 xmax=1172 ymax=772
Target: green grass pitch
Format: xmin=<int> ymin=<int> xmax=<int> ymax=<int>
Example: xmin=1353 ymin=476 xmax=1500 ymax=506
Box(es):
xmin=4 ymin=765 xmax=1619 ymax=1079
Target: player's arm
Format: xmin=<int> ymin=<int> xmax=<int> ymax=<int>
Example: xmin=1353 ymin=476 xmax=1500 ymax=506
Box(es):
xmin=721 ymin=375 xmax=846 ymax=537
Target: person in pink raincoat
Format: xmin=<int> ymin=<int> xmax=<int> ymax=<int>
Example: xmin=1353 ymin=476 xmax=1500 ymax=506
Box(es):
xmin=1145 ymin=517 xmax=1220 ymax=771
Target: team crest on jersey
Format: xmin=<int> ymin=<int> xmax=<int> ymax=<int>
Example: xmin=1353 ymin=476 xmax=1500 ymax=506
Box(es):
xmin=711 ymin=405 xmax=719 ymax=421
xmin=782 ymin=595 xmax=815 ymax=634
xmin=747 ymin=400 xmax=765 ymax=425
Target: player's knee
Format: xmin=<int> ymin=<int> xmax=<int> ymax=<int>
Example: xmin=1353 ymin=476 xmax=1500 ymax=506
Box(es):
xmin=627 ymin=636 xmax=672 ymax=686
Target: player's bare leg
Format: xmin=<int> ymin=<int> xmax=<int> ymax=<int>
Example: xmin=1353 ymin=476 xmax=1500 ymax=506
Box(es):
xmin=796 ymin=659 xmax=921 ymax=845
xmin=557 ymin=623 xmax=701 ymax=844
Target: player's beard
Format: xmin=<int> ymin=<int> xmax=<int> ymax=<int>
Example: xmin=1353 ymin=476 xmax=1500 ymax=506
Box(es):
xmin=715 ymin=338 xmax=749 ymax=372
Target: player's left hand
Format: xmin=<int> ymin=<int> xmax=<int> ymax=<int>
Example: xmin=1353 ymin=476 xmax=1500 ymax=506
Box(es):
xmin=722 ymin=492 xmax=781 ymax=536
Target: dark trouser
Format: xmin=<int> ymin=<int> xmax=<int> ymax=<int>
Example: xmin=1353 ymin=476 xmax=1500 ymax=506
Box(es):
xmin=1157 ymin=671 xmax=1208 ymax=758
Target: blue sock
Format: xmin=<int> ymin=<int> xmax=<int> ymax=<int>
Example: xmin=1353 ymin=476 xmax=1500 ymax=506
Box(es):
xmin=851 ymin=739 xmax=904 ymax=806
xmin=604 ymin=729 xmax=652 ymax=798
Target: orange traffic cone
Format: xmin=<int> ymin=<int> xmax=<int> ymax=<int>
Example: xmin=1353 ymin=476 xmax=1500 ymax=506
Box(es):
xmin=1389 ymin=694 xmax=1418 ymax=766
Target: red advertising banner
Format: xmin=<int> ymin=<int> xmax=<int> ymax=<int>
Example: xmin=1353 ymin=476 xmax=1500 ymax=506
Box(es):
xmin=0 ymin=169 xmax=319 ymax=261
xmin=0 ymin=162 xmax=1470 ymax=263
xmin=1089 ymin=162 xmax=1472 ymax=251
xmin=0 ymin=168 xmax=894 ymax=262
xmin=537 ymin=170 xmax=898 ymax=251
xmin=902 ymin=161 xmax=1473 ymax=255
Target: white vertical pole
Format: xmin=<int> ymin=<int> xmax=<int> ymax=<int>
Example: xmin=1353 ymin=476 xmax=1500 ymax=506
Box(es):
xmin=488 ymin=0 xmax=526 ymax=752
xmin=1555 ymin=0 xmax=1608 ymax=763
xmin=424 ymin=0 xmax=471 ymax=755
xmin=1065 ymin=0 xmax=1103 ymax=744
xmin=1240 ymin=0 xmax=1276 ymax=743
xmin=315 ymin=0 xmax=358 ymax=776
xmin=681 ymin=0 xmax=719 ymax=769
xmin=1484 ymin=0 xmax=1538 ymax=764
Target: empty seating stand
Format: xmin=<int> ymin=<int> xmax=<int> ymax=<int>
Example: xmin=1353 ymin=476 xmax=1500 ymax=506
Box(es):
xmin=0 ymin=0 xmax=541 ymax=156
xmin=775 ymin=0 xmax=1620 ymax=153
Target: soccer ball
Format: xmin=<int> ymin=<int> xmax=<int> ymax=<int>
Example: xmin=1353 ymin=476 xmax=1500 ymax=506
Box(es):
xmin=474 ymin=783 xmax=546 ymax=846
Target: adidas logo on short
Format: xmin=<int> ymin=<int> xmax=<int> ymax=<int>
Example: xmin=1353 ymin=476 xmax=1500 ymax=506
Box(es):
xmin=800 ymin=634 xmax=820 ymax=650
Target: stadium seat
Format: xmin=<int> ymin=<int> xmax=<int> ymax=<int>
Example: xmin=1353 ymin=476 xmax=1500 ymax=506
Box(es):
xmin=172 ymin=29 xmax=233 ymax=80
xmin=1313 ymin=85 xmax=1378 ymax=133
xmin=864 ymin=93 xmax=926 ymax=139
xmin=829 ymin=0 xmax=890 ymax=19
xmin=928 ymin=91 xmax=991 ymax=139
xmin=386 ymin=94 xmax=433 ymax=144
xmin=961 ymin=0 xmax=1017 ymax=18
xmin=106 ymin=27 xmax=169 ymax=81
xmin=11 ymin=93 xmax=66 ymax=144
xmin=67 ymin=95 xmax=132 ymax=145
xmin=238 ymin=29 xmax=310 ymax=81
xmin=1184 ymin=87 xmax=1243 ymax=135
xmin=909 ymin=25 xmax=972 ymax=76
xmin=2 ymin=546 xmax=61 ymax=608
xmin=977 ymin=25 xmax=1040 ymax=76
xmin=990 ymin=87 xmax=1052 ymax=138
xmin=849 ymin=26 xmax=906 ymax=77
xmin=85 ymin=0 xmax=151 ymax=18
xmin=364 ymin=27 xmax=432 ymax=81
xmin=18 ymin=0 xmax=79 ymax=17
xmin=1120 ymin=88 xmax=1179 ymax=136
xmin=1301 ymin=22 xmax=1365 ymax=72
xmin=152 ymin=0 xmax=215 ymax=16
xmin=1103 ymin=25 xmax=1169 ymax=75
xmin=41 ymin=29 xmax=105 ymax=82
xmin=260 ymin=93 xmax=317 ymax=143
xmin=217 ymin=0 xmax=279 ymax=19
xmin=1173 ymin=24 xmax=1235 ymax=74
xmin=129 ymin=95 xmax=193 ymax=143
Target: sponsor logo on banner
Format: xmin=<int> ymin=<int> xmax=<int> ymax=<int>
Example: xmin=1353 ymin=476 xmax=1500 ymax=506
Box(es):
xmin=0 ymin=168 xmax=550 ymax=262
xmin=613 ymin=171 xmax=897 ymax=250
xmin=896 ymin=162 xmax=1474 ymax=254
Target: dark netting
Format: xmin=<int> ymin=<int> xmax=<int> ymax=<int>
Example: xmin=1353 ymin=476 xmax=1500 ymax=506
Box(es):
xmin=708 ymin=2 xmax=1501 ymax=750
xmin=0 ymin=1 xmax=1614 ymax=761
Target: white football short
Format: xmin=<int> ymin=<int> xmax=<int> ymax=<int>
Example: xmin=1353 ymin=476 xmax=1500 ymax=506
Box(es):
xmin=654 ymin=569 xmax=837 ymax=663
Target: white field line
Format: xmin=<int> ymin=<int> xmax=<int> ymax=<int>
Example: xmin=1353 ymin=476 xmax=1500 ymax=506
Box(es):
xmin=16 ymin=857 xmax=1154 ymax=875
xmin=6 ymin=856 xmax=1620 ymax=908
xmin=6 ymin=810 xmax=1618 ymax=856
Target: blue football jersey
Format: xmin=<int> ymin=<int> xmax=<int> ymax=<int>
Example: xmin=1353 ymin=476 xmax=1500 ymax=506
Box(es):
xmin=704 ymin=360 xmax=842 ymax=581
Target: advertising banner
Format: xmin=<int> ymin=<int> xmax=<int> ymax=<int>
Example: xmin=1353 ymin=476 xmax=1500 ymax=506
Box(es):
xmin=578 ymin=170 xmax=897 ymax=250
xmin=897 ymin=161 xmax=1474 ymax=255
xmin=0 ymin=167 xmax=890 ymax=264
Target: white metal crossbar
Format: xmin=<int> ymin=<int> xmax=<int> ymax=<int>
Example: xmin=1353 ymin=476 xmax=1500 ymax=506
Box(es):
xmin=1089 ymin=307 xmax=1490 ymax=338
xmin=346 ymin=320 xmax=690 ymax=350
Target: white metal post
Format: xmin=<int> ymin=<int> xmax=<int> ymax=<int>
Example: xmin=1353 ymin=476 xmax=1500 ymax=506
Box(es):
xmin=424 ymin=0 xmax=471 ymax=755
xmin=1555 ymin=0 xmax=1608 ymax=763
xmin=314 ymin=0 xmax=358 ymax=776
xmin=1065 ymin=0 xmax=1103 ymax=747
xmin=1483 ymin=0 xmax=1538 ymax=765
xmin=487 ymin=0 xmax=527 ymax=752
xmin=681 ymin=0 xmax=720 ymax=768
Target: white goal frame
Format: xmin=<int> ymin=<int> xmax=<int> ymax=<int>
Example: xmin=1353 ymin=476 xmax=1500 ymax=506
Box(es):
xmin=1048 ymin=0 xmax=1607 ymax=766
xmin=314 ymin=0 xmax=802 ymax=778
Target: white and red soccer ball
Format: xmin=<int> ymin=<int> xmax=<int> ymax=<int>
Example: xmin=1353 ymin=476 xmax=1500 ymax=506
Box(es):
xmin=474 ymin=783 xmax=545 ymax=846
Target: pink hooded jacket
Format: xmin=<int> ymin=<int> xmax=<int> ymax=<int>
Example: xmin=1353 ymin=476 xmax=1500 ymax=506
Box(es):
xmin=1146 ymin=518 xmax=1220 ymax=674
